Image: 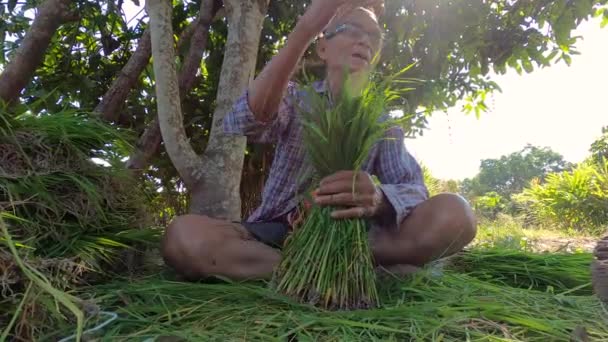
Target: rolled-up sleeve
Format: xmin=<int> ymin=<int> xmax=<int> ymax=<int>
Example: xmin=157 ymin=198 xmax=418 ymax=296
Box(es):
xmin=375 ymin=126 xmax=429 ymax=230
xmin=223 ymin=82 xmax=296 ymax=144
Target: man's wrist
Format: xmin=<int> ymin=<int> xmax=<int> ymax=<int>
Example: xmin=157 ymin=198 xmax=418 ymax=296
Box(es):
xmin=373 ymin=187 xmax=394 ymax=220
xmin=289 ymin=21 xmax=319 ymax=48
xmin=296 ymin=3 xmax=339 ymax=38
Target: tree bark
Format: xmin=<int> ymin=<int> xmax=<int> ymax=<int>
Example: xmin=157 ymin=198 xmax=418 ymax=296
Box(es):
xmin=147 ymin=0 xmax=203 ymax=187
xmin=126 ymin=120 xmax=162 ymax=171
xmin=96 ymin=1 xmax=219 ymax=124
xmin=126 ymin=0 xmax=220 ymax=171
xmin=0 ymin=0 xmax=77 ymax=105
xmin=148 ymin=0 xmax=267 ymax=221
xmin=190 ymin=0 xmax=269 ymax=220
xmin=94 ymin=29 xmax=152 ymax=123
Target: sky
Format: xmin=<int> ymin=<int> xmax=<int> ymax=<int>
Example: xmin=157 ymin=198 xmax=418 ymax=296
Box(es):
xmin=406 ymin=19 xmax=608 ymax=180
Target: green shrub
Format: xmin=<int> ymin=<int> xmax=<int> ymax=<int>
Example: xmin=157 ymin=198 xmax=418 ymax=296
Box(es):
xmin=514 ymin=160 xmax=608 ymax=235
xmin=421 ymin=164 xmax=441 ymax=197
xmin=472 ymin=191 xmax=507 ymax=220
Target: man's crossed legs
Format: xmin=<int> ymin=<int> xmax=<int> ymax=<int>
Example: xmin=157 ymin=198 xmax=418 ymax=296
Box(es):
xmin=161 ymin=193 xmax=477 ymax=281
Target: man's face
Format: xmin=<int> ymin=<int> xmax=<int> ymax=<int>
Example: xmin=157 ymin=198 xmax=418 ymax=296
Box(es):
xmin=318 ymin=8 xmax=383 ymax=75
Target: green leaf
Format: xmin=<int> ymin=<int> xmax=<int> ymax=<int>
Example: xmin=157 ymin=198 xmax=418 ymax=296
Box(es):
xmin=522 ymin=59 xmax=534 ymax=73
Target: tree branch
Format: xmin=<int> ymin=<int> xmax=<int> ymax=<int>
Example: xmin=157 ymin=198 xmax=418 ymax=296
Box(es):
xmin=0 ymin=0 xmax=77 ymax=105
xmin=94 ymin=29 xmax=152 ymax=122
xmin=178 ymin=0 xmax=220 ymax=93
xmin=95 ymin=1 xmax=211 ymax=124
xmin=126 ymin=0 xmax=221 ymax=171
xmin=147 ymin=0 xmax=203 ymax=187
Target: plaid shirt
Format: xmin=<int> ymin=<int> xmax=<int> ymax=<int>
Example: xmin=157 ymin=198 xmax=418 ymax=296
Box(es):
xmin=223 ymin=81 xmax=429 ymax=230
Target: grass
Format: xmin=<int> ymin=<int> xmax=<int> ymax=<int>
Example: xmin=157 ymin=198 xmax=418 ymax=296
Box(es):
xmin=7 ymin=211 xmax=606 ymax=341
xmin=274 ymin=207 xmax=378 ymax=310
xmin=46 ymin=250 xmax=606 ymax=341
xmin=474 ymin=214 xmax=596 ymax=252
xmin=42 ymin=212 xmax=605 ymax=341
xmin=451 ymin=247 xmax=594 ymax=295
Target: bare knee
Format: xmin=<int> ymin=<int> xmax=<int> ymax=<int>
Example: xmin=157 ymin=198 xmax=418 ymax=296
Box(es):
xmin=161 ymin=214 xmax=223 ymax=279
xmin=435 ymin=193 xmax=476 ymax=236
xmin=395 ymin=193 xmax=476 ymax=262
xmin=425 ymin=193 xmax=477 ymax=249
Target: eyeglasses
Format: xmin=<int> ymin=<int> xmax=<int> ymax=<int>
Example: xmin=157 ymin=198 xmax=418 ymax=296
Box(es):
xmin=323 ymin=23 xmax=383 ymax=49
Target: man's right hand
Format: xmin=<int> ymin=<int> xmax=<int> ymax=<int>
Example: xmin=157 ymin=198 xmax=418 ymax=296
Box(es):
xmin=301 ymin=0 xmax=385 ymax=34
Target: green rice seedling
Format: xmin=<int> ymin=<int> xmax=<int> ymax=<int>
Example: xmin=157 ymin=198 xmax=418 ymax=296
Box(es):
xmin=272 ymin=68 xmax=415 ymax=310
xmin=52 ymin=259 xmax=608 ymax=341
xmin=450 ymin=247 xmax=593 ymax=295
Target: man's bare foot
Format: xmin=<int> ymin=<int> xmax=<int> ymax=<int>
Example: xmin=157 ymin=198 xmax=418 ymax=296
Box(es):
xmin=592 ymin=234 xmax=608 ymax=303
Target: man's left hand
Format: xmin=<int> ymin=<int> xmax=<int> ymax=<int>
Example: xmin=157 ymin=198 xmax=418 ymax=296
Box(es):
xmin=314 ymin=170 xmax=389 ymax=219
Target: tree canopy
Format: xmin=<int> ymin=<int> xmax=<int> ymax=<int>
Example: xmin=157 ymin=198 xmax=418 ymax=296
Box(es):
xmin=462 ymin=144 xmax=571 ymax=198
xmin=590 ymin=126 xmax=608 ymax=164
xmin=1 ymin=0 xmax=606 ymax=215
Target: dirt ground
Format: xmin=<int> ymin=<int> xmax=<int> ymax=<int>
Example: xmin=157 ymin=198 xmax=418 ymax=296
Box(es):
xmin=529 ymin=237 xmax=597 ymax=253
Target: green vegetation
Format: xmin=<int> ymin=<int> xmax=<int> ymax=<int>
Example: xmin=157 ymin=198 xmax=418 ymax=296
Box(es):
xmin=462 ymin=145 xmax=571 ymax=202
xmin=515 ymin=160 xmax=608 ymax=235
xmin=41 ymin=248 xmax=604 ymax=341
xmin=462 ymin=131 xmax=608 ymax=236
xmin=273 ymin=74 xmax=406 ymax=310
xmin=0 ymin=106 xmax=158 ymax=340
xmin=590 ymin=126 xmax=608 ymax=165
xmin=1 ymin=1 xmax=607 ymax=340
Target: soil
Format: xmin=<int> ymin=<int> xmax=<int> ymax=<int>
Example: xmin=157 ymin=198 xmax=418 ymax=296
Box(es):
xmin=530 ymin=237 xmax=597 ymax=253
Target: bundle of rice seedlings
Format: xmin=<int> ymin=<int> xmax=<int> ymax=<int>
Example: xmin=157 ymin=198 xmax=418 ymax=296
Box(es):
xmin=272 ymin=70 xmax=412 ymax=310
xmin=451 ymin=247 xmax=594 ymax=295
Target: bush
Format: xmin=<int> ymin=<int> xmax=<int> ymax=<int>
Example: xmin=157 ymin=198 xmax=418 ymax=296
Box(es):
xmin=472 ymin=191 xmax=507 ymax=220
xmin=421 ymin=164 xmax=441 ymax=197
xmin=514 ymin=160 xmax=608 ymax=235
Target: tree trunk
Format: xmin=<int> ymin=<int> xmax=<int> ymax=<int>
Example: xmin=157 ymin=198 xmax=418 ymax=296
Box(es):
xmin=147 ymin=0 xmax=203 ymax=187
xmin=148 ymin=0 xmax=268 ymax=221
xmin=127 ymin=0 xmax=220 ymax=171
xmin=0 ymin=0 xmax=77 ymax=105
xmin=190 ymin=0 xmax=269 ymax=220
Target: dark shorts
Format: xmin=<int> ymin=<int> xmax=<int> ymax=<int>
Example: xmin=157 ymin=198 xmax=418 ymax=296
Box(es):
xmin=241 ymin=221 xmax=290 ymax=248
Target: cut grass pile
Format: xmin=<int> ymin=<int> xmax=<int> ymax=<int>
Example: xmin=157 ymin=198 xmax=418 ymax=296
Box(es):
xmin=452 ymin=248 xmax=594 ymax=295
xmin=0 ymin=107 xmax=159 ymax=340
xmin=46 ymin=247 xmax=606 ymax=342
